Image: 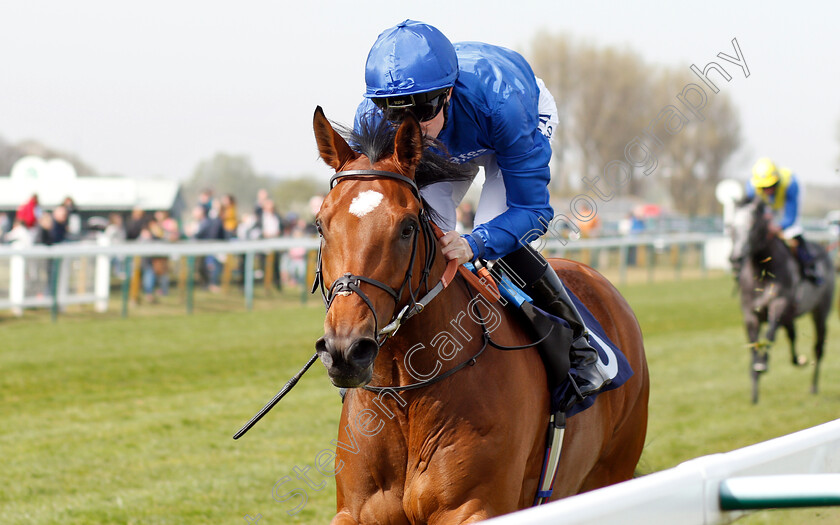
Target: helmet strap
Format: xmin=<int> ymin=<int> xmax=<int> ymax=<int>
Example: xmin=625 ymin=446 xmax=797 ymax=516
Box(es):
xmin=440 ymin=97 xmax=452 ymax=133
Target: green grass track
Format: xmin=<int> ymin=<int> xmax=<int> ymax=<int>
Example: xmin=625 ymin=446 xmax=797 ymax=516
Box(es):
xmin=1 ymin=276 xmax=839 ymax=524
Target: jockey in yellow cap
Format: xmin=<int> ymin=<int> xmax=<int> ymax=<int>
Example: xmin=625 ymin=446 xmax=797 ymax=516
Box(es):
xmin=747 ymin=157 xmax=819 ymax=282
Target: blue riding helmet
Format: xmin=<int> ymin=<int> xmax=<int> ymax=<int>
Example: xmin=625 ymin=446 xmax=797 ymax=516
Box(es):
xmin=364 ymin=19 xmax=459 ymax=98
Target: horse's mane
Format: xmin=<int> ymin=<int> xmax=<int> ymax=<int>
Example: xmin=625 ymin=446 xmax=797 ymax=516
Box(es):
xmin=332 ymin=115 xmax=478 ymax=223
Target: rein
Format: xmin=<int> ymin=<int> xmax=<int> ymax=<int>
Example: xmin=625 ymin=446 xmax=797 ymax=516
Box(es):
xmin=361 ymin=287 xmax=556 ymax=393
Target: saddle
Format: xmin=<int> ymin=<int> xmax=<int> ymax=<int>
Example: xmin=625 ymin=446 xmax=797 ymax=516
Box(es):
xmin=784 ymin=237 xmax=822 ymax=283
xmin=463 ymin=263 xmax=633 ymax=417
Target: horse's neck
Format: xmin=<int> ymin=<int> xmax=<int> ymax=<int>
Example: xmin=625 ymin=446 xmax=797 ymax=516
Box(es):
xmin=751 ymin=232 xmax=775 ymax=261
xmin=747 ymin=236 xmax=796 ymax=287
xmin=372 ymin=272 xmax=486 ymax=389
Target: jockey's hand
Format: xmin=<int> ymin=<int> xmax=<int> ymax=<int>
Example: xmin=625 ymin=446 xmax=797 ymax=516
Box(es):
xmin=768 ymin=222 xmax=782 ymax=236
xmin=440 ymin=231 xmax=474 ymax=265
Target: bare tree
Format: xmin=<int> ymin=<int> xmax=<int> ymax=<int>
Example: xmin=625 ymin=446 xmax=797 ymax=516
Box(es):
xmin=532 ymin=36 xmax=662 ymax=198
xmin=529 ymin=33 xmax=742 ymax=216
xmin=530 ymin=32 xmax=575 ymax=194
xmin=654 ymin=69 xmax=741 ymax=216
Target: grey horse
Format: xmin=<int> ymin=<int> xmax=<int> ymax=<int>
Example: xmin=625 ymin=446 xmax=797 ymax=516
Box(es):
xmin=728 ymin=196 xmax=834 ymax=403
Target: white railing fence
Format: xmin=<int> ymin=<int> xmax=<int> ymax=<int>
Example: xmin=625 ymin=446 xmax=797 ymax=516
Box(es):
xmin=0 ymin=231 xmax=836 ymax=317
xmin=486 ymin=418 xmax=840 ymax=525
xmin=0 ymin=236 xmax=321 ymax=316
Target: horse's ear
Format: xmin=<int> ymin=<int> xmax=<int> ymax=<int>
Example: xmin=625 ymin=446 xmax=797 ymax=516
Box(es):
xmin=393 ymin=113 xmax=424 ymax=176
xmin=313 ymin=106 xmax=358 ymax=171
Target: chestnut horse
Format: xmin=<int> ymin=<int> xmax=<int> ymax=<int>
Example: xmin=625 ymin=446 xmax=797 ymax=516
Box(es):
xmin=312 ymin=107 xmax=649 ymax=524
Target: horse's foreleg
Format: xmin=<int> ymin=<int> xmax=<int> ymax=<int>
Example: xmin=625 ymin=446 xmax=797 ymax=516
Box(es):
xmin=750 ymin=347 xmax=765 ymax=404
xmin=743 ymin=307 xmax=760 ymax=344
xmin=765 ymin=296 xmax=793 ymax=345
xmin=764 ymin=320 xmax=780 ymax=345
xmin=783 ymin=322 xmax=805 ymax=366
xmin=811 ymin=309 xmax=829 ymax=394
xmin=743 ymin=310 xmax=765 ymax=403
xmin=812 ymin=360 xmax=822 ymax=395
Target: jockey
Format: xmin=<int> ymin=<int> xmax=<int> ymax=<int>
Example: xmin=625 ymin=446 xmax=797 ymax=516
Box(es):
xmin=746 ymin=157 xmax=818 ymax=282
xmin=355 ymin=20 xmax=611 ymax=407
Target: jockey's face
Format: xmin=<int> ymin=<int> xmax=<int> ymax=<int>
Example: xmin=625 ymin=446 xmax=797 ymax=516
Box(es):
xmin=760 ymin=184 xmax=777 ymax=197
xmin=420 ymin=90 xmax=452 ymax=139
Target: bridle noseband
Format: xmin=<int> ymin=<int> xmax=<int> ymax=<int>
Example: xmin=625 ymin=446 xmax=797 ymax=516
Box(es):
xmin=312 ymin=169 xmax=457 ymax=346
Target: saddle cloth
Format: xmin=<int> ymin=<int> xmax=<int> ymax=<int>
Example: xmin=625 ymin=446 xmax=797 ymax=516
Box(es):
xmin=491 ymin=271 xmax=634 ymax=417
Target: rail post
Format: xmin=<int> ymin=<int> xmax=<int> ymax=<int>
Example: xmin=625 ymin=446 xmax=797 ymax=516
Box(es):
xmin=244 ymin=251 xmax=254 ymax=311
xmin=186 ymin=255 xmax=195 ymax=314
xmin=121 ymin=256 xmax=132 ymax=318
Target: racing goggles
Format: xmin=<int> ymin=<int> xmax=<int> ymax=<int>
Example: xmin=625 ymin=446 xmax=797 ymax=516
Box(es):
xmin=372 ymin=88 xmax=450 ymax=123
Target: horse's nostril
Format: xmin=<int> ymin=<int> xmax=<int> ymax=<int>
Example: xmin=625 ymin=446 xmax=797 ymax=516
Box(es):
xmin=348 ymin=338 xmax=379 ymax=369
xmin=315 ymin=337 xmax=334 ymax=367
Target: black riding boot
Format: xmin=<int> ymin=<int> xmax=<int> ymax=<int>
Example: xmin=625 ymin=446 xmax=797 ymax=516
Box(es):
xmin=525 ymin=265 xmax=612 ymax=400
xmin=794 ymin=236 xmax=820 ymax=283
xmin=499 ymin=245 xmax=612 ymax=405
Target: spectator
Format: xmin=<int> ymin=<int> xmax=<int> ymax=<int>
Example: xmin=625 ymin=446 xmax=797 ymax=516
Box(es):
xmin=254 ymin=188 xmax=270 ymax=225
xmin=284 ymin=218 xmax=309 ymax=288
xmin=5 ymin=218 xmax=39 ymax=295
xmin=619 ymin=211 xmax=645 ymax=266
xmin=16 ymin=194 xmax=40 ymax=229
xmin=3 ymin=219 xmax=33 ymax=246
xmin=220 ymin=194 xmax=239 ymax=239
xmin=61 ymin=197 xmax=82 ymax=238
xmin=258 ymin=199 xmax=282 ymax=288
xmin=34 ymin=212 xmax=56 ymax=287
xmin=34 ymin=212 xmax=54 ymax=246
xmin=139 ymin=219 xmax=172 ymax=303
xmin=237 ymin=213 xmax=261 ymax=241
xmin=125 ymin=207 xmax=147 ymax=240
xmin=50 ymin=206 xmax=69 ymax=244
xmin=191 ymin=204 xmax=225 ymax=292
xmin=260 ymin=199 xmax=282 ymax=239
xmin=104 ymin=212 xmax=127 ymax=278
xmin=199 ymin=189 xmax=215 ymax=218
xmin=105 ymin=213 xmax=126 ymax=242
xmin=154 ymin=210 xmax=181 ymax=242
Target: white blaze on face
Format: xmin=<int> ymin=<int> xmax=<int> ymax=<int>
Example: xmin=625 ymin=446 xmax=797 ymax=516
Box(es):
xmin=348 ymin=190 xmax=384 ymax=218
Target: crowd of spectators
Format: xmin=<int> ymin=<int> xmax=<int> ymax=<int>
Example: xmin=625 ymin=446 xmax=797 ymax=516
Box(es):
xmin=0 ymin=189 xmax=322 ymax=300
xmin=1 ymin=194 xmax=82 ymax=247
xmin=1 ymin=190 xmax=493 ymax=301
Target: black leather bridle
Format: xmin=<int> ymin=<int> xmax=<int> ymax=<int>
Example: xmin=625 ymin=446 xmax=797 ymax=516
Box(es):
xmin=311 ymin=169 xmax=456 ymax=345
xmin=233 ymin=170 xmax=542 ymax=439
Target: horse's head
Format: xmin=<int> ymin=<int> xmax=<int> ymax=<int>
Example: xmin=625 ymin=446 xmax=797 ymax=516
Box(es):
xmin=311 ymin=107 xmax=429 ymax=387
xmin=729 ymin=195 xmax=772 ymax=269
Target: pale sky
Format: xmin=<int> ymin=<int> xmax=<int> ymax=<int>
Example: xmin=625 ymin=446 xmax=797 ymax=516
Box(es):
xmin=2 ymin=0 xmax=839 ymax=187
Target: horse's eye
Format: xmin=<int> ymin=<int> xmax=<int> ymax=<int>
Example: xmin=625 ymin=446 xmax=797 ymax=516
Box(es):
xmin=315 ymin=220 xmax=323 ymax=236
xmin=401 ymin=223 xmax=416 ymax=239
